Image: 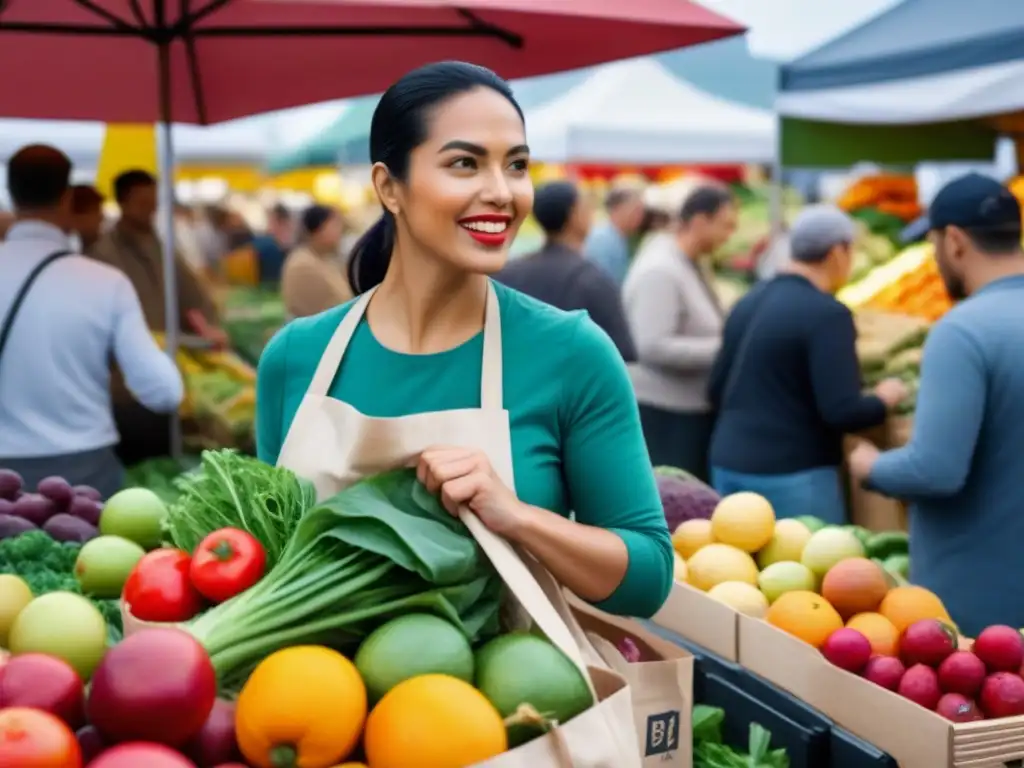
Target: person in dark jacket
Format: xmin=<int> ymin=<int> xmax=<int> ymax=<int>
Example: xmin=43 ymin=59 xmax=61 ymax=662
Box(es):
xmin=707 ymin=205 xmax=908 ymax=523
xmin=497 ymin=181 xmax=636 ymax=361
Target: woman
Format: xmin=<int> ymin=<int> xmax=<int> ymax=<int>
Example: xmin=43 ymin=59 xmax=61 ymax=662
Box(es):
xmin=255 ymin=62 xmax=672 ymax=618
xmin=280 ymin=204 xmax=353 ymax=318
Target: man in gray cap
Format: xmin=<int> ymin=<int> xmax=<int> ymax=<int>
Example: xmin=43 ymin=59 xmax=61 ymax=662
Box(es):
xmin=705 ymin=204 xmax=907 ymax=524
xmin=496 ymin=181 xmax=635 ymax=361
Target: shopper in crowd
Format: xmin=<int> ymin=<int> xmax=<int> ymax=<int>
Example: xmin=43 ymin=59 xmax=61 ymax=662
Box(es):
xmin=90 ymin=168 xmax=225 ymax=464
xmin=0 ymin=145 xmax=182 ymax=496
xmin=624 ymin=184 xmax=737 ymax=480
xmin=496 ymin=181 xmax=635 ymax=361
xmin=584 ymin=186 xmax=645 ymax=286
xmin=69 ymin=184 xmax=105 ymax=252
xmin=250 ymin=203 xmax=295 ymax=284
xmin=280 ymin=204 xmax=351 ymax=318
xmin=849 ymin=174 xmax=1024 ymax=636
xmin=709 ymin=205 xmax=906 ymax=523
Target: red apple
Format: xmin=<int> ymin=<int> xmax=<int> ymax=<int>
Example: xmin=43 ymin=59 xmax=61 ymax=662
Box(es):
xmin=899 ymin=619 xmax=957 ymax=667
xmin=822 ymin=628 xmax=873 ymax=673
xmin=979 ymin=672 xmax=1024 ymax=719
xmin=898 ymin=664 xmax=942 ymax=710
xmin=863 ymin=655 xmax=906 ymax=691
xmin=936 ymin=693 xmax=984 ymax=722
xmin=973 ymin=626 xmax=1024 ymax=673
xmin=0 ymin=652 xmax=85 ymax=728
xmin=937 ymin=651 xmax=987 ymax=697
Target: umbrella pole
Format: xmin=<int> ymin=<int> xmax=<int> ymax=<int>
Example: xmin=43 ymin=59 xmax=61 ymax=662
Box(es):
xmin=156 ymin=39 xmax=183 ymax=462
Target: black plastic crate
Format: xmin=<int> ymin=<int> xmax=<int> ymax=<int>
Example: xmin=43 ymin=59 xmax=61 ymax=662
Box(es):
xmin=830 ymin=726 xmax=898 ymax=768
xmin=702 ymin=672 xmax=830 ymax=768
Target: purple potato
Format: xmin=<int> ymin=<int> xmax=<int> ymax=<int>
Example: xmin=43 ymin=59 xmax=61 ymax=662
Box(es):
xmin=0 ymin=498 xmax=13 ymax=516
xmin=68 ymin=495 xmax=103 ymax=527
xmin=37 ymin=475 xmax=74 ymax=509
xmin=11 ymin=493 xmax=57 ymax=526
xmin=0 ymin=513 xmax=38 ymax=539
xmin=0 ymin=469 xmax=22 ymax=501
xmin=72 ymin=485 xmax=103 ymax=502
xmin=43 ymin=513 xmax=98 ymax=543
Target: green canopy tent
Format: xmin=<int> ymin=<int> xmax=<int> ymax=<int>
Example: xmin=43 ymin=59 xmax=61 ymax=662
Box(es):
xmin=776 ymin=0 xmax=1024 ymax=167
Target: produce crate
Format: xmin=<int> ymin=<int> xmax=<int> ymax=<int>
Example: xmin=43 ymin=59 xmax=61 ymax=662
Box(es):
xmin=651 ymin=581 xmax=740 ymax=662
xmin=738 ymin=615 xmax=1024 ymax=767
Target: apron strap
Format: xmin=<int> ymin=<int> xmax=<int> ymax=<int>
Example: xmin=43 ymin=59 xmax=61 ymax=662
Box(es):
xmin=480 ymin=280 xmax=503 ymax=410
xmin=306 ymin=287 xmax=377 ymax=397
xmin=305 ymin=281 xmax=503 ymax=408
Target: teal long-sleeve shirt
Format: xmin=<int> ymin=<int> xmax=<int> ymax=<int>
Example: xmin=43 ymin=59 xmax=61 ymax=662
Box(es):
xmin=867 ymin=274 xmax=1024 ymax=636
xmin=255 ymin=280 xmax=672 ymax=618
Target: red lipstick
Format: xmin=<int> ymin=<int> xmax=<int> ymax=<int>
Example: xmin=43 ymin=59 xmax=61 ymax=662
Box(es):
xmin=458 ymin=214 xmax=512 ymax=247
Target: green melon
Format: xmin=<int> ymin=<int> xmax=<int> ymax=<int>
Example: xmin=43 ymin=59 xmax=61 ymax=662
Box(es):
xmin=354 ymin=613 xmax=474 ymax=704
xmin=474 ymin=632 xmax=594 ymax=747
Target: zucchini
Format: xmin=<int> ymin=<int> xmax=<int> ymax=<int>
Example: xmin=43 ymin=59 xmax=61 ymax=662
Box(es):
xmin=883 ymin=553 xmax=910 ymax=579
xmin=865 ymin=531 xmax=909 ymax=560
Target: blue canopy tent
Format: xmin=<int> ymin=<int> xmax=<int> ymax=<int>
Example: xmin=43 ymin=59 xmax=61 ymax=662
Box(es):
xmin=267 ymin=36 xmax=777 ymax=174
xmin=775 ymin=0 xmax=1024 ymax=167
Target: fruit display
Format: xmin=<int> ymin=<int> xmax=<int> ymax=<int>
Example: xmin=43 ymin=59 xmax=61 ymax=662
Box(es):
xmin=837 ymin=174 xmax=922 ymax=225
xmin=819 ymin=618 xmax=1024 ymax=723
xmin=672 ymin=491 xmax=911 ymax=621
xmin=855 ymin=309 xmax=930 ymax=416
xmin=840 ymin=241 xmax=953 ymax=322
xmin=1 ymin=448 xmax=611 ymax=767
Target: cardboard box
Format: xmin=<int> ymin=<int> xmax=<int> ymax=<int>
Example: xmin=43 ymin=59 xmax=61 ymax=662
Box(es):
xmin=738 ymin=615 xmax=1024 ymax=767
xmin=845 ymin=416 xmax=912 ymax=533
xmin=652 ymin=581 xmax=741 ymax=662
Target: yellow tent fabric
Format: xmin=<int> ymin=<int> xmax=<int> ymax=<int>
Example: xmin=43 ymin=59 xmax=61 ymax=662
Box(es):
xmin=95 ymin=124 xmax=158 ymax=199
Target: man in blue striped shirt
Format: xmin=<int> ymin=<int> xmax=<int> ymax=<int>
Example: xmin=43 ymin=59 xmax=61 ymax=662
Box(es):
xmin=849 ymin=174 xmax=1024 ymax=637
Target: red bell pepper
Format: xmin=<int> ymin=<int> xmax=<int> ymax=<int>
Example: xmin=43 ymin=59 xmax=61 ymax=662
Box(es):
xmin=189 ymin=528 xmax=266 ymax=604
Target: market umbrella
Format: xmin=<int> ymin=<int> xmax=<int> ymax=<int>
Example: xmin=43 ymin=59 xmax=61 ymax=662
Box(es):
xmin=0 ymin=0 xmax=744 ymax=454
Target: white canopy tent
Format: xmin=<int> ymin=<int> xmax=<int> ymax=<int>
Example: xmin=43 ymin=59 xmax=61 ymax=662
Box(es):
xmin=525 ymin=57 xmax=776 ymax=165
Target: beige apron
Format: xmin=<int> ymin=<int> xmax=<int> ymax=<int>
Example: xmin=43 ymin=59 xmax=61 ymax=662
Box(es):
xmin=275 ymin=282 xmax=643 ymax=767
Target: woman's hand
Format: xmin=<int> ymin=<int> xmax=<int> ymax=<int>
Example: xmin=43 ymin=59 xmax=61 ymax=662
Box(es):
xmin=415 ymin=446 xmax=528 ymax=538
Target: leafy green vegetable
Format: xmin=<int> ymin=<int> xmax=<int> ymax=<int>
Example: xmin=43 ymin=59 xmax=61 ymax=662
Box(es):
xmin=0 ymin=531 xmax=123 ymax=643
xmin=123 ymin=456 xmax=198 ymax=504
xmin=185 ymin=469 xmax=502 ymax=689
xmin=692 ymin=705 xmax=789 ymax=768
xmin=163 ymin=449 xmax=316 ymax=566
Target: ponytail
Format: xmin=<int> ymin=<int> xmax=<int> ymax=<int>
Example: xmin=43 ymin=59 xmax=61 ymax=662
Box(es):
xmin=347 ymin=212 xmax=395 ymax=294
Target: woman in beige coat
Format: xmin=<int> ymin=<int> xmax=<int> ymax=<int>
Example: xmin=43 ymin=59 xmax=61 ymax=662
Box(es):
xmin=281 ymin=204 xmax=353 ymax=318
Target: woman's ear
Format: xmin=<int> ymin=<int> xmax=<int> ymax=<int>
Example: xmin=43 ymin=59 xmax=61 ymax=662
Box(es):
xmin=371 ymin=162 xmax=401 ymax=217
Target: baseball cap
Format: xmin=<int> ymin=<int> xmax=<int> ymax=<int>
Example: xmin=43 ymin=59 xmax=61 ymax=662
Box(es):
xmin=906 ymin=173 xmax=1021 ymax=242
xmin=789 ymin=204 xmax=857 ymax=263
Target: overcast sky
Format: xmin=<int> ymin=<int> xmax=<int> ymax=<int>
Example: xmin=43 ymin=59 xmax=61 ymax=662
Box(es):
xmin=700 ymin=0 xmax=903 ymax=60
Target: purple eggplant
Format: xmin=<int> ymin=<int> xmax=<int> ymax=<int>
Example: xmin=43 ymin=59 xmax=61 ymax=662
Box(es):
xmin=0 ymin=469 xmax=22 ymax=501
xmin=37 ymin=475 xmax=74 ymax=509
xmin=0 ymin=513 xmax=38 ymax=539
xmin=11 ymin=493 xmax=56 ymax=526
xmin=43 ymin=513 xmax=98 ymax=543
xmin=72 ymin=485 xmax=103 ymax=502
xmin=68 ymin=495 xmax=103 ymax=527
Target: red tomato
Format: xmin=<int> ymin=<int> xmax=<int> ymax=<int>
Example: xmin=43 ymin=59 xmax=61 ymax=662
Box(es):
xmin=88 ymin=742 xmax=196 ymax=767
xmin=189 ymin=528 xmax=267 ymax=603
xmin=0 ymin=707 xmax=82 ymax=768
xmin=123 ymin=549 xmax=205 ymax=622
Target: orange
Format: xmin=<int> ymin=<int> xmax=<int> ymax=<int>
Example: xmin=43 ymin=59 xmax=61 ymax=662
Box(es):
xmin=364 ymin=674 xmax=507 ymax=768
xmin=846 ymin=612 xmax=900 ymax=656
xmin=878 ymin=586 xmax=950 ymax=633
xmin=765 ymin=590 xmax=843 ymax=648
xmin=672 ymin=519 xmax=714 ymax=559
xmin=820 ymin=558 xmax=889 ymax=620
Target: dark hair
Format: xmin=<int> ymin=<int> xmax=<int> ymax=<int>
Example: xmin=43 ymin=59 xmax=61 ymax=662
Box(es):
xmin=270 ymin=203 xmax=291 ymax=222
xmin=532 ymin=181 xmax=579 ymax=235
xmin=347 ymin=61 xmax=523 ymax=294
xmin=302 ymin=204 xmax=335 ymax=236
xmin=605 ymin=187 xmax=641 ymax=212
xmin=963 ymin=225 xmax=1023 ymax=255
xmin=680 ymin=184 xmax=734 ymax=223
xmin=71 ymin=184 xmax=104 ymax=213
xmin=7 ymin=144 xmax=72 ymax=209
xmin=113 ymin=169 xmax=156 ymax=204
